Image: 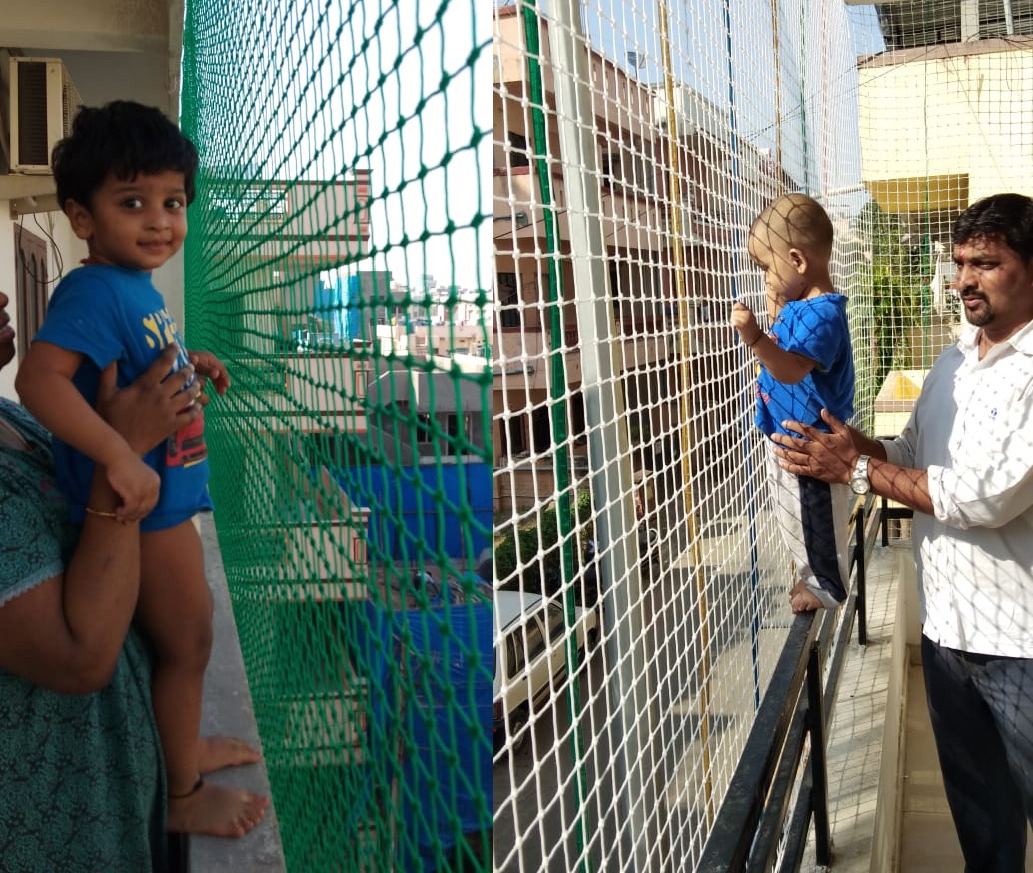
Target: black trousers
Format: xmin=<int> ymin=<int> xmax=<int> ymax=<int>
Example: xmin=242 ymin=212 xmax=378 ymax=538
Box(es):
xmin=922 ymin=634 xmax=1033 ymax=873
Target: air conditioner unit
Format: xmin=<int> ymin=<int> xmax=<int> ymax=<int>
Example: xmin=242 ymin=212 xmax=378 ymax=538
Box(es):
xmin=9 ymin=57 xmax=81 ymax=174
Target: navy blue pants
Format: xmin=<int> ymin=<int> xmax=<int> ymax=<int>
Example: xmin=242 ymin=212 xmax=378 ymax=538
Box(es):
xmin=922 ymin=634 xmax=1033 ymax=872
xmin=767 ymin=444 xmax=850 ymax=606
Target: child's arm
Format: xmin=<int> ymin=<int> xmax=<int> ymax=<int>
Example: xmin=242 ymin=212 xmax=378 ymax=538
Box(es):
xmin=188 ymin=350 xmax=231 ymax=399
xmin=730 ymin=301 xmax=816 ymax=385
xmin=16 ymin=341 xmax=160 ymax=521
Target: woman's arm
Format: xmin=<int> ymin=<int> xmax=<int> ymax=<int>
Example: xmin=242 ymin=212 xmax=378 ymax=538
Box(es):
xmin=0 ymin=346 xmax=201 ymax=692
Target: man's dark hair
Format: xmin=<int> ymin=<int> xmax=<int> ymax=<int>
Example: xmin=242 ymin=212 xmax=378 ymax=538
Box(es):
xmin=52 ymin=100 xmax=199 ymax=210
xmin=952 ymin=193 xmax=1033 ymax=262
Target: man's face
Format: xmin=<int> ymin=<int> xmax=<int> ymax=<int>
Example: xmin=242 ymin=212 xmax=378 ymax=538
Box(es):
xmin=952 ymin=234 xmax=1033 ymax=336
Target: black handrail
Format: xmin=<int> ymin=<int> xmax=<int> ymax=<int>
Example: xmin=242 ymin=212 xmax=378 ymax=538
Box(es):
xmin=697 ymin=492 xmax=906 ymax=872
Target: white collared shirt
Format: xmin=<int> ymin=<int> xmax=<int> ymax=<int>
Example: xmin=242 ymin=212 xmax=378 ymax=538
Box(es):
xmin=881 ymin=321 xmax=1033 ymax=656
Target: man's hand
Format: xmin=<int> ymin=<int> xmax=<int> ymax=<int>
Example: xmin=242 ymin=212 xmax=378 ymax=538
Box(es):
xmin=189 ymin=350 xmax=231 ymax=405
xmin=96 ymin=344 xmax=203 ymax=455
xmin=771 ymin=409 xmax=859 ymax=484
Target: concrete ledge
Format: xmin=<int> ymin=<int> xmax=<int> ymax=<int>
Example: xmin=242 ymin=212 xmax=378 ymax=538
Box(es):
xmin=192 ymin=516 xmax=286 ymax=872
xmin=870 ymin=549 xmax=914 ymax=873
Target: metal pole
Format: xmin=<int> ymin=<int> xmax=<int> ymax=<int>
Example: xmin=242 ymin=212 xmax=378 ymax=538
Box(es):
xmin=807 ymin=641 xmax=832 ymax=865
xmin=657 ymin=0 xmax=715 ymax=825
xmin=518 ymin=6 xmax=590 ymax=866
xmin=547 ymin=3 xmax=657 ymax=870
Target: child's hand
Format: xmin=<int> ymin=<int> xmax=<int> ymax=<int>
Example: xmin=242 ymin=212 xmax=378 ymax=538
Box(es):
xmin=731 ymin=301 xmax=762 ymax=346
xmin=188 ymin=350 xmax=230 ymax=401
xmin=106 ymin=453 xmax=161 ymax=523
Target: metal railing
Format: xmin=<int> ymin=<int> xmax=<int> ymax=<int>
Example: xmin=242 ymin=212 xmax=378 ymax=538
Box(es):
xmin=697 ymin=492 xmax=902 ymax=871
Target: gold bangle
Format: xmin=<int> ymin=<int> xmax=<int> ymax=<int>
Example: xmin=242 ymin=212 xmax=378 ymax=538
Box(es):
xmin=84 ymin=506 xmax=119 ymax=519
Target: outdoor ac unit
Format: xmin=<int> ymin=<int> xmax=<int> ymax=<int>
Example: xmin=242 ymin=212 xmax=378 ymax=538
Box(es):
xmin=9 ymin=57 xmax=81 ymax=174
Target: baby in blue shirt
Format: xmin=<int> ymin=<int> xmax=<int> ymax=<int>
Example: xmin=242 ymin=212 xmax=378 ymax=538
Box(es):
xmin=731 ymin=193 xmax=856 ymax=612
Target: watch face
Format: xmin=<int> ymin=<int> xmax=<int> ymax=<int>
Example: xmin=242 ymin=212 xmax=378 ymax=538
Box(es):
xmin=850 ymin=477 xmax=870 ymax=495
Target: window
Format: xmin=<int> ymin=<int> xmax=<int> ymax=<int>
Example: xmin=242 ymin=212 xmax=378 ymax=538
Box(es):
xmin=503 ymin=414 xmax=527 ymax=457
xmin=14 ymin=227 xmax=48 ymax=361
xmin=601 ymin=145 xmax=654 ymax=196
xmin=531 ymin=406 xmax=551 ymax=453
xmin=523 ymin=619 xmax=547 ymax=663
xmin=570 ymin=393 xmax=586 ymax=442
xmin=415 ymin=413 xmax=434 ymax=445
xmin=508 ymin=132 xmax=530 ymax=168
xmin=445 ymin=413 xmax=471 ymax=442
xmin=506 ymin=634 xmax=522 ymax=677
xmin=545 ymin=603 xmax=566 ymax=643
xmin=497 ymin=272 xmax=522 ymax=329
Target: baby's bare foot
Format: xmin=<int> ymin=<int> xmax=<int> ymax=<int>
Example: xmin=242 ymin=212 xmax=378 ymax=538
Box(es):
xmin=198 ymin=735 xmax=261 ymax=774
xmin=789 ymin=581 xmax=826 ymax=613
xmin=167 ymin=778 xmax=269 ymax=838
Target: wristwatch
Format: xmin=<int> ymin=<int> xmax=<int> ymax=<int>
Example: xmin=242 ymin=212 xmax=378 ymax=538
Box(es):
xmin=849 ymin=455 xmax=871 ymax=495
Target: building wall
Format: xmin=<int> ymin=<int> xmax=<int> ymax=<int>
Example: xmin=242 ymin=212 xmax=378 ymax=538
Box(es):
xmin=859 ymin=41 xmax=1033 ymax=201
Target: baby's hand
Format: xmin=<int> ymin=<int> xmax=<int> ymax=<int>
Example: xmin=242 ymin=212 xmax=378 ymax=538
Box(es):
xmin=106 ymin=454 xmax=161 ymax=523
xmin=731 ymin=301 xmax=761 ymax=344
xmin=188 ymin=350 xmax=231 ymax=398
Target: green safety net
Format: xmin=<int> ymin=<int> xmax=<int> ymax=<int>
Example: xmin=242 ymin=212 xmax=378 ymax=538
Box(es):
xmin=179 ymin=1 xmax=492 ymax=870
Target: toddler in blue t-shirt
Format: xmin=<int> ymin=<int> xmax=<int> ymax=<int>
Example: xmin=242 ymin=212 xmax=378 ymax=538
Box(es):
xmin=16 ymin=101 xmax=266 ymax=837
xmin=731 ymin=193 xmax=856 ymax=612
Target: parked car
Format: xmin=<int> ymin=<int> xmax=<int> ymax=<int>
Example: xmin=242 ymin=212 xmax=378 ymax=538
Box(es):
xmin=493 ymin=591 xmax=598 ymax=756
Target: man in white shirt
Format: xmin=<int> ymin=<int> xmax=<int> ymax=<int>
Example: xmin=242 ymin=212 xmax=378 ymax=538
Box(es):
xmin=773 ymin=192 xmax=1033 ymax=871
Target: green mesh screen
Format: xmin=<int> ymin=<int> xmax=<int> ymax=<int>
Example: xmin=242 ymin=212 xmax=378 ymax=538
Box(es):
xmin=179 ymin=1 xmax=492 ymax=870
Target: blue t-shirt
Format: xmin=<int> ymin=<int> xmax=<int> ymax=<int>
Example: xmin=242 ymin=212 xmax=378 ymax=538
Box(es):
xmin=755 ymin=293 xmax=855 ymax=437
xmin=34 ymin=263 xmax=212 ymax=531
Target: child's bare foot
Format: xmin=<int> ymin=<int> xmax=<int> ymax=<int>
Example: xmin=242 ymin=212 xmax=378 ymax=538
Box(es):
xmin=198 ymin=735 xmax=261 ymax=774
xmin=789 ymin=580 xmax=826 ymax=613
xmin=167 ymin=778 xmax=270 ymax=837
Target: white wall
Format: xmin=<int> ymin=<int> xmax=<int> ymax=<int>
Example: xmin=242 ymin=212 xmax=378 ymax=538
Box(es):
xmin=859 ymin=48 xmax=1033 ymax=200
xmin=0 ymin=37 xmax=188 ymax=400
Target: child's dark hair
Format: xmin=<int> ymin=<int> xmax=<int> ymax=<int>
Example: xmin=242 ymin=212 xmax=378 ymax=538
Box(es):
xmin=52 ymin=101 xmax=199 ymax=210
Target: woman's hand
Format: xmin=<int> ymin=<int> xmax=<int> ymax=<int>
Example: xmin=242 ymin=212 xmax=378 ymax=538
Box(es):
xmin=96 ymin=345 xmax=203 ymax=455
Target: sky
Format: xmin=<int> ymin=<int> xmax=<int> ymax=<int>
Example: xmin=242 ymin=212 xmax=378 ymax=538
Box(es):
xmin=577 ymin=0 xmax=880 ymax=199
xmin=196 ymin=0 xmax=490 ymax=294
xmin=302 ymin=0 xmax=490 ymax=292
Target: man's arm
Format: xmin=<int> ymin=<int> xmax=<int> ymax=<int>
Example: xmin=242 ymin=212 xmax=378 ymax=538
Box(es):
xmin=772 ymin=408 xmax=935 ymax=515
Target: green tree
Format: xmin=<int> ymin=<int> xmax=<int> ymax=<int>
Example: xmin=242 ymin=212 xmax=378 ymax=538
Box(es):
xmin=858 ymin=201 xmax=930 ymax=387
xmin=494 ymin=490 xmax=593 ymax=599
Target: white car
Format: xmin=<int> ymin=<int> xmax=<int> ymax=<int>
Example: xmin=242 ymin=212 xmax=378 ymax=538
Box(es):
xmin=493 ymin=590 xmax=599 ymax=755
